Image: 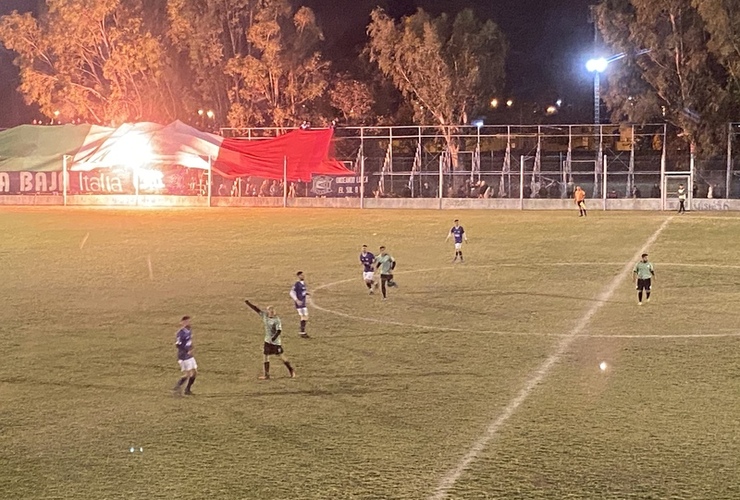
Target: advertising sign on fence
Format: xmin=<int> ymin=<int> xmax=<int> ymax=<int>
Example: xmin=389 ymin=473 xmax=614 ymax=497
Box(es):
xmin=310 ymin=174 xmax=366 ymax=197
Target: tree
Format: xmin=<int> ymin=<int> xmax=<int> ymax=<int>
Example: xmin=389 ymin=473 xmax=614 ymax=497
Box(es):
xmin=329 ymin=75 xmax=374 ymax=125
xmin=367 ymin=7 xmax=507 ymax=170
xmin=593 ymin=0 xmax=733 ymax=155
xmin=167 ymin=0 xmax=258 ymax=127
xmin=693 ymin=0 xmax=740 ymax=101
xmin=0 ymin=0 xmax=175 ymax=124
xmin=224 ymin=0 xmax=330 ymax=129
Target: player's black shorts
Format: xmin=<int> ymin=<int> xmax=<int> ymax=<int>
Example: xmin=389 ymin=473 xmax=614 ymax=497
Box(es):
xmin=263 ymin=342 xmax=284 ymax=356
xmin=636 ymin=278 xmax=651 ymax=291
xmin=380 ymin=273 xmax=393 ymax=282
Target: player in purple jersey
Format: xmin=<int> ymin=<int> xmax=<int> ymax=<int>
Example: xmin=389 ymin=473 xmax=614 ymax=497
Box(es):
xmin=173 ymin=316 xmax=197 ymax=396
xmin=445 ymin=219 xmax=468 ymax=262
xmin=290 ymin=271 xmax=310 ymax=338
xmin=360 ymin=244 xmax=377 ymax=294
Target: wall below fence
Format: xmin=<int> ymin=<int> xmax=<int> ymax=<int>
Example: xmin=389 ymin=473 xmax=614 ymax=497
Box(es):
xmin=1 ymin=196 xmax=740 ymax=211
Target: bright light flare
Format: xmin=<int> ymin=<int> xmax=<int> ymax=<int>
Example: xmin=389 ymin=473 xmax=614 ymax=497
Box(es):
xmin=506 ymin=99 xmax=513 ymax=107
xmin=546 ymin=105 xmax=558 ymax=115
xmin=108 ymin=132 xmax=155 ymax=169
xmin=138 ymin=167 xmax=165 ymax=192
xmin=490 ymin=98 xmax=499 ymax=109
xmin=586 ymin=58 xmax=608 ymax=73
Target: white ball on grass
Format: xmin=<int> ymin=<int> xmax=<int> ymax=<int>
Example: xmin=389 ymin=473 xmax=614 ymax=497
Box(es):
xmin=599 ymin=361 xmax=608 ymax=371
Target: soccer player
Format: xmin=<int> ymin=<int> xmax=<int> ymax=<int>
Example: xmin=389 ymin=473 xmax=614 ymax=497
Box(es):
xmin=244 ymin=300 xmax=296 ymax=380
xmin=375 ymin=246 xmax=397 ymax=300
xmin=574 ymin=186 xmax=587 ymax=217
xmin=632 ymin=253 xmax=656 ymax=306
xmin=290 ymin=271 xmax=310 ymax=338
xmin=173 ymin=316 xmax=197 ymax=396
xmin=360 ymin=244 xmax=377 ymax=293
xmin=677 ymin=184 xmax=687 ymax=214
xmin=445 ymin=219 xmax=468 ymax=263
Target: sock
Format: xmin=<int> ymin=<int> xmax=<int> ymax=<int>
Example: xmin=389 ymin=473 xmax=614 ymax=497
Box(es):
xmin=381 ymin=281 xmax=387 ymax=298
xmin=459 ymin=251 xmax=463 ymax=260
xmin=176 ymin=376 xmax=187 ymax=387
xmin=186 ymin=375 xmax=196 ymax=391
xmin=646 ymin=291 xmax=651 ymax=300
xmin=263 ymin=361 xmax=270 ymax=377
xmin=638 ymin=291 xmax=643 ymax=302
xmin=366 ymin=282 xmax=372 ymax=289
xmin=284 ymin=361 xmax=294 ymax=374
xmin=300 ymin=319 xmax=306 ymax=333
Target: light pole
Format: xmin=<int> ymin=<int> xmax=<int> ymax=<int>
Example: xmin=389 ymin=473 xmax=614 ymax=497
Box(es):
xmin=586 ymin=57 xmax=608 ymax=125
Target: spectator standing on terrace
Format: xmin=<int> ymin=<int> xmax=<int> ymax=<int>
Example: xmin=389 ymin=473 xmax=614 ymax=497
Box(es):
xmin=651 ymin=183 xmax=660 ymax=198
xmin=259 ymin=179 xmax=270 ymax=197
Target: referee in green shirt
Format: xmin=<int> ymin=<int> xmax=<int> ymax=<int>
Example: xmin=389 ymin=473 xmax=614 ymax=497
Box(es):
xmin=632 ymin=253 xmax=656 ymax=305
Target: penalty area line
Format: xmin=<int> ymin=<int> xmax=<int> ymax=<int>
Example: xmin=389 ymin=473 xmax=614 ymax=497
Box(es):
xmin=428 ymin=217 xmax=673 ymax=500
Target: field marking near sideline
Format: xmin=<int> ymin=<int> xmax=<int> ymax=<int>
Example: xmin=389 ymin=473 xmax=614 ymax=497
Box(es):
xmin=311 ymin=260 xmax=740 ymax=340
xmin=79 ymin=232 xmax=90 ymax=249
xmin=428 ymin=217 xmax=673 ymax=500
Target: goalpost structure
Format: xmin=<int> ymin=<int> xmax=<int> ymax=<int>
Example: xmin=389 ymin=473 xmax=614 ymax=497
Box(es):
xmin=662 ymin=172 xmax=693 ymax=212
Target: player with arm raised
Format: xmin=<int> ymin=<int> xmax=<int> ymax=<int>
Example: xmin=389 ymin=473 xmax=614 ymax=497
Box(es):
xmin=632 ymin=253 xmax=656 ymax=306
xmin=245 ymin=300 xmax=296 ymax=380
xmin=360 ymin=244 xmax=377 ymax=294
xmin=290 ymin=271 xmax=310 ymax=339
xmin=445 ymin=219 xmax=468 ymax=263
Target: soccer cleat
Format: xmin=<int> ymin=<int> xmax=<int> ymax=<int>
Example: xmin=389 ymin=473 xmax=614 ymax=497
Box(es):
xmin=258 ymin=375 xmax=270 ymax=380
xmin=646 ymin=297 xmax=651 ymax=303
xmin=300 ymin=333 xmax=311 ymax=339
xmin=290 ymin=370 xmax=297 ymax=379
xmin=184 ymin=390 xmax=194 ymax=396
xmin=638 ymin=302 xmax=643 ymax=306
xmin=369 ymin=289 xmax=374 ymax=295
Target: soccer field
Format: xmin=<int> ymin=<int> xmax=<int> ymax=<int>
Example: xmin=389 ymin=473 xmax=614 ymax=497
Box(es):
xmin=2 ymin=207 xmax=740 ymax=499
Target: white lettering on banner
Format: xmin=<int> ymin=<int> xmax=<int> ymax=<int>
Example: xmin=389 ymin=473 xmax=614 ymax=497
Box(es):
xmin=34 ymin=172 xmax=48 ymax=192
xmin=0 ymin=172 xmax=9 ymax=193
xmin=20 ymin=172 xmax=33 ymax=192
xmin=695 ymin=200 xmax=730 ymax=211
xmin=77 ymin=172 xmax=124 ymax=193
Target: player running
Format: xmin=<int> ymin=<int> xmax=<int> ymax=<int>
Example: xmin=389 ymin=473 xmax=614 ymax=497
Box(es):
xmin=445 ymin=219 xmax=468 ymax=263
xmin=360 ymin=244 xmax=377 ymax=294
xmin=173 ymin=316 xmax=197 ymax=396
xmin=244 ymin=300 xmax=296 ymax=380
xmin=632 ymin=253 xmax=656 ymax=306
xmin=574 ymin=186 xmax=587 ymax=217
xmin=290 ymin=271 xmax=310 ymax=338
xmin=375 ymin=246 xmax=397 ymax=300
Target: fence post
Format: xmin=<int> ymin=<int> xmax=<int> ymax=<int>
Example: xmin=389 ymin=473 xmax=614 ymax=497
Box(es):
xmin=360 ymin=152 xmax=365 ymax=209
xmin=603 ymin=154 xmax=608 ymax=210
xmin=660 ymin=124 xmax=667 ymax=211
xmin=62 ymin=155 xmax=68 ymax=207
xmin=519 ymin=155 xmax=524 ymax=210
xmin=134 ymin=166 xmax=140 ymax=206
xmin=207 ymin=156 xmax=212 ymax=207
xmin=283 ymin=156 xmax=287 ymax=208
xmin=727 ymin=123 xmax=733 ymax=200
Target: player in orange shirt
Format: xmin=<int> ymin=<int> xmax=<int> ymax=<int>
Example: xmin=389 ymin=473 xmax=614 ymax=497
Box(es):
xmin=574 ymin=186 xmax=587 ymax=217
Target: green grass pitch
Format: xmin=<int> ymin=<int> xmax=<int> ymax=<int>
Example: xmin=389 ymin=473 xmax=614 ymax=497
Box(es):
xmin=1 ymin=207 xmax=740 ymax=499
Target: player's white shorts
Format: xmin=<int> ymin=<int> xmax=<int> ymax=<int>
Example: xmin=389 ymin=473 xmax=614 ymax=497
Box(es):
xmin=178 ymin=358 xmax=197 ymax=372
xmin=296 ymin=307 xmax=308 ymax=317
xmin=363 ymin=271 xmax=375 ymax=281
xmin=454 ymin=242 xmax=462 ymax=250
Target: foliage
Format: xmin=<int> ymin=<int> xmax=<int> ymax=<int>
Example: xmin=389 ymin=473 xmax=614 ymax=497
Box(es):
xmin=223 ymin=0 xmax=330 ymax=129
xmin=593 ymin=0 xmax=736 ymax=155
xmin=0 ymin=0 xmax=175 ymax=124
xmin=329 ymin=75 xmax=374 ymax=125
xmin=367 ymin=8 xmax=507 ymax=168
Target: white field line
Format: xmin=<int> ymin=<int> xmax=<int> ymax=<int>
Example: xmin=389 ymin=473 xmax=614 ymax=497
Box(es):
xmin=311 ymin=258 xmax=740 ymax=340
xmin=147 ymin=255 xmax=154 ymax=280
xmin=79 ymin=232 xmax=90 ymax=250
xmin=428 ymin=217 xmax=673 ymax=500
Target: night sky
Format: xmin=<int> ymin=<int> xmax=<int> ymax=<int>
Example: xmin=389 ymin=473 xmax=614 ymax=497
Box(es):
xmin=0 ymin=0 xmax=596 ymax=127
